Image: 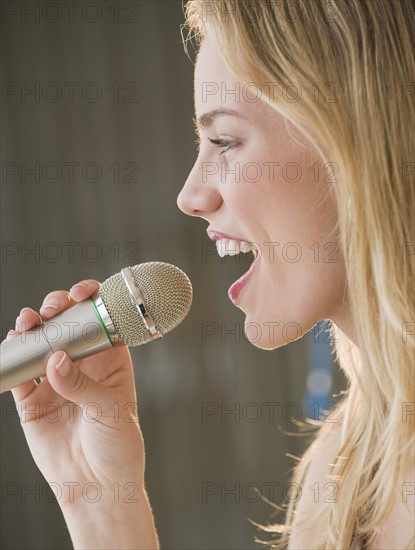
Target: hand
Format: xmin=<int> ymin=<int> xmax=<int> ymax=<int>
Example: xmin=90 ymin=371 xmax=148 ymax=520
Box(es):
xmin=7 ymin=280 xmax=146 ymax=510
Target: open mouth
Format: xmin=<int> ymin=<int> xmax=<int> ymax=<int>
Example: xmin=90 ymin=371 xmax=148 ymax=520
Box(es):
xmin=215 ymin=238 xmax=258 ymax=259
xmin=207 ymin=230 xmax=259 ymax=304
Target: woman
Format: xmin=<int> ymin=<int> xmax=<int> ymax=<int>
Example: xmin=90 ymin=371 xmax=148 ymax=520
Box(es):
xmin=7 ymin=0 xmax=414 ymax=548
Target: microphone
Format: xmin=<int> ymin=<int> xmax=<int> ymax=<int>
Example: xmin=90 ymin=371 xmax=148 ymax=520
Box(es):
xmin=0 ymin=262 xmax=193 ymax=394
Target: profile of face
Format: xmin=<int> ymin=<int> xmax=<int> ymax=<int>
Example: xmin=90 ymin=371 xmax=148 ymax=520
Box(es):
xmin=177 ymin=38 xmax=350 ymax=349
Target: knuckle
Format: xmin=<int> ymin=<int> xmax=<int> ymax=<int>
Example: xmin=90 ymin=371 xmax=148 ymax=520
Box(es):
xmin=20 ymin=308 xmax=42 ymax=323
xmin=20 ymin=307 xmax=34 ymax=315
xmin=44 ymin=290 xmax=70 ymax=302
xmin=70 ymin=280 xmax=100 ymax=295
xmin=41 ymin=290 xmax=71 ymax=308
xmin=6 ymin=329 xmax=19 ymax=341
xmin=70 ymin=369 xmax=89 ymax=397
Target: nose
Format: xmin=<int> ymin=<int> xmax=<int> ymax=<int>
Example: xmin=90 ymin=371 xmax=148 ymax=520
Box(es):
xmin=177 ymin=159 xmax=223 ymax=218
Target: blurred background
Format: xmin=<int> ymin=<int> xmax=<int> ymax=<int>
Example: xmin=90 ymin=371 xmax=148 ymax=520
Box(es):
xmin=0 ymin=1 xmax=346 ymax=548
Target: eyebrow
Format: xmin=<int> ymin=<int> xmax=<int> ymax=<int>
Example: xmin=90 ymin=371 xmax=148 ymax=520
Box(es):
xmin=196 ymin=108 xmax=246 ymax=130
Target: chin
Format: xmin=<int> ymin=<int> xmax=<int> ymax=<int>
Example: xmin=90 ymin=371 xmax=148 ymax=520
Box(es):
xmin=242 ymin=318 xmax=297 ymax=351
xmin=245 ymin=335 xmax=281 ymax=351
xmin=242 ymin=311 xmax=311 ymax=350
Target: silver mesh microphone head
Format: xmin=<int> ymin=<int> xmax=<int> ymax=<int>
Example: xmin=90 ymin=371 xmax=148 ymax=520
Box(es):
xmin=99 ymin=262 xmax=193 ymax=346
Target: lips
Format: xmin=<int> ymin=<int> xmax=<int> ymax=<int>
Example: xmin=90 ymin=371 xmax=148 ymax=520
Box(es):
xmin=227 ymin=260 xmax=257 ymax=304
xmin=207 ymin=228 xmax=259 ymax=304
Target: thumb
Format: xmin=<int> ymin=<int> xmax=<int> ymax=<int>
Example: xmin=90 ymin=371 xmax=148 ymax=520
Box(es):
xmin=46 ymin=351 xmax=113 ymax=410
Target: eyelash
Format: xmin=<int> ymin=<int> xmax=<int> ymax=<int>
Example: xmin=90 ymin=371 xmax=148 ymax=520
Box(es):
xmin=208 ymin=137 xmax=236 ymax=155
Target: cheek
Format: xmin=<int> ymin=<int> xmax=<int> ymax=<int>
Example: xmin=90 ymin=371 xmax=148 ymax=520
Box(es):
xmin=223 ymin=148 xmax=336 ymax=249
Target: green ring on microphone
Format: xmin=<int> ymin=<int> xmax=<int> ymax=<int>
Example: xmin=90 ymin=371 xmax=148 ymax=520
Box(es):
xmin=90 ymin=299 xmax=115 ymax=346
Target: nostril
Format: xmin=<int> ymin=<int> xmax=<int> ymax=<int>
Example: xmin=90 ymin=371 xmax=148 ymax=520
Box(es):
xmin=176 ymin=189 xmax=191 ymax=216
xmin=177 ymin=162 xmax=223 ymax=217
xmin=177 ymin=188 xmax=223 ymax=218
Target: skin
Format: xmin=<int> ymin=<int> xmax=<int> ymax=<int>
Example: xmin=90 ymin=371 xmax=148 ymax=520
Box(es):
xmin=177 ymin=38 xmax=356 ymax=349
xmin=178 ymin=38 xmax=414 ymax=548
xmin=8 ymin=288 xmax=159 ymax=549
xmin=6 ymin=35 xmax=365 ymax=550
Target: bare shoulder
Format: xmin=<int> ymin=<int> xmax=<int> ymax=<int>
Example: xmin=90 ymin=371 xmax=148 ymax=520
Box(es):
xmin=288 ymin=423 xmax=415 ymax=550
xmin=367 ymin=465 xmax=415 ymax=550
xmin=287 ymin=422 xmax=343 ymax=549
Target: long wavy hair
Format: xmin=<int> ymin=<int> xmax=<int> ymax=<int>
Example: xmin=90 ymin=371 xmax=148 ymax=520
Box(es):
xmin=183 ymin=1 xmax=415 ymax=548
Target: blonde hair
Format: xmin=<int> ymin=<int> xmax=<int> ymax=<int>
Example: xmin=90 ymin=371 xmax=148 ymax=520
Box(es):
xmin=183 ymin=0 xmax=415 ymax=547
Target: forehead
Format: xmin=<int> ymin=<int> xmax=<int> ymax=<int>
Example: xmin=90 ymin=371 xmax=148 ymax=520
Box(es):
xmin=194 ymin=39 xmax=232 ymax=88
xmin=193 ymin=38 xmax=269 ymax=120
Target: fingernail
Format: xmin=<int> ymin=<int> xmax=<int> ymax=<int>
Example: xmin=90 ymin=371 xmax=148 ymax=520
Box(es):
xmin=20 ymin=307 xmax=33 ymax=315
xmin=70 ymin=283 xmax=88 ymax=292
xmin=15 ymin=316 xmax=22 ymax=330
xmin=41 ymin=302 xmax=59 ymax=311
xmin=52 ymin=352 xmax=70 ymax=378
xmin=6 ymin=330 xmax=17 ymax=341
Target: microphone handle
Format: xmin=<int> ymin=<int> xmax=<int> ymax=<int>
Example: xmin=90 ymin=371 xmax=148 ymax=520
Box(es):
xmin=0 ymin=299 xmax=116 ymax=394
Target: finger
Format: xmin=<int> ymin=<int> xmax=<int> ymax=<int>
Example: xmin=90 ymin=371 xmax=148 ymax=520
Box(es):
xmin=11 ymin=379 xmax=39 ymax=403
xmin=5 ymin=329 xmax=20 ymax=342
xmin=11 ymin=370 xmax=57 ymax=408
xmin=15 ymin=308 xmax=43 ymax=333
xmin=5 ymin=310 xmax=43 ymax=402
xmin=39 ymin=290 xmax=75 ymax=320
xmin=69 ymin=280 xmax=100 ymax=302
xmin=46 ymin=351 xmax=115 ymax=410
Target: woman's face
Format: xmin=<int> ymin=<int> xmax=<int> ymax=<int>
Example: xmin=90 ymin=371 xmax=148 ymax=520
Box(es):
xmin=177 ymin=38 xmax=352 ymax=349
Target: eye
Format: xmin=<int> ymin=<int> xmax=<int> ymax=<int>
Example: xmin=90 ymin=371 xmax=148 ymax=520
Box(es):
xmin=208 ymin=137 xmax=237 ymax=155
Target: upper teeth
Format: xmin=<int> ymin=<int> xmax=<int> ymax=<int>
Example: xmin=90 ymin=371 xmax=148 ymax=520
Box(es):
xmin=216 ymin=238 xmax=256 ymax=258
